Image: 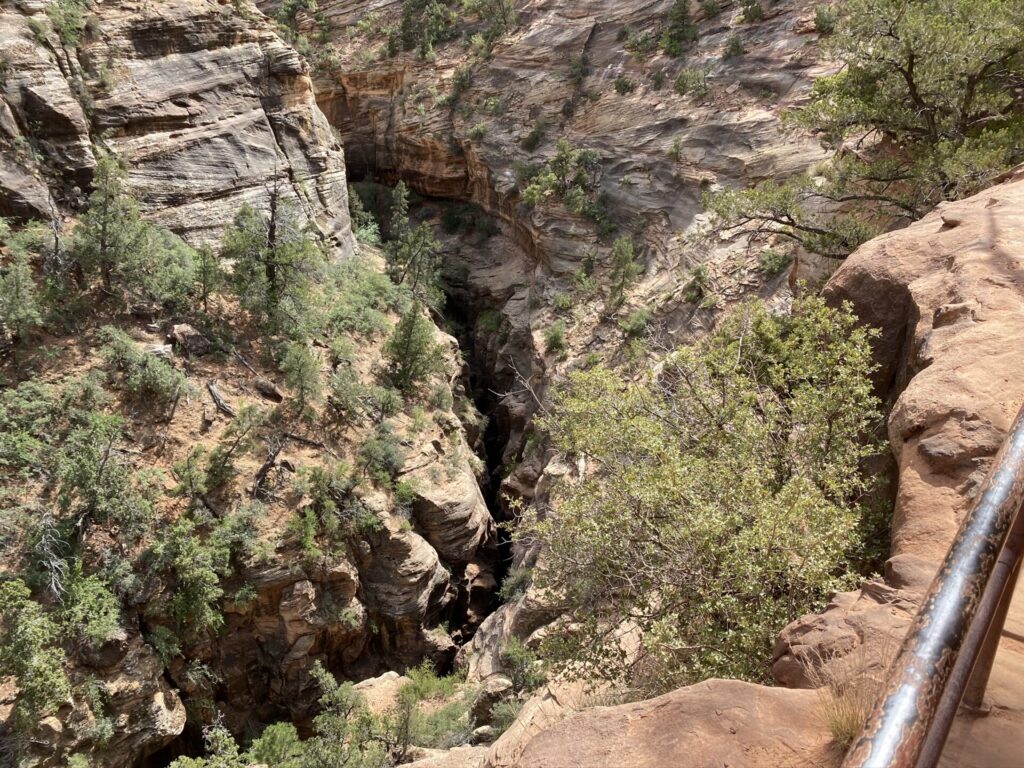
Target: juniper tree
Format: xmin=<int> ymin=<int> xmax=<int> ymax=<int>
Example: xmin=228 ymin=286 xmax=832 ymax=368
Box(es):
xmin=222 ymin=192 xmax=325 ymax=337
xmin=384 ymin=302 xmax=443 ymax=394
xmin=525 ymin=296 xmax=882 ymax=691
xmin=706 ymin=0 xmax=1024 ymax=257
xmin=0 ymin=222 xmax=43 ymax=353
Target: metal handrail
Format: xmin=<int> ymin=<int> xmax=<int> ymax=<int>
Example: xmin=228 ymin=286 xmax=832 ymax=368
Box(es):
xmin=842 ymin=404 xmax=1024 ymax=768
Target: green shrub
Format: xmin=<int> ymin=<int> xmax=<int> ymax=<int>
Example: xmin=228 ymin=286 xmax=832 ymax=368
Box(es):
xmin=613 ymin=77 xmax=635 ymax=95
xmin=527 ymin=297 xmax=883 ymax=690
xmin=520 ymin=119 xmax=546 ymax=151
xmin=490 ymin=697 xmax=523 ymax=734
xmin=358 ymin=423 xmax=406 ymax=485
xmin=46 ymin=0 xmax=88 ymax=47
xmin=699 ymin=0 xmax=721 ymax=17
xmin=328 ymin=256 xmax=404 ymax=338
xmin=759 ymin=248 xmax=792 ymax=277
xmin=349 ymin=184 xmax=381 ymax=245
xmin=99 ymin=326 xmax=190 ymax=410
xmin=814 ymin=4 xmax=838 ymax=34
xmin=222 ymin=200 xmax=325 ymax=338
xmin=741 ymin=0 xmax=764 ymax=22
xmin=569 ymin=54 xmax=587 ymax=86
xmin=608 ymin=236 xmax=642 ymax=308
xmin=682 ymin=265 xmax=710 ymax=303
xmin=618 ymin=308 xmax=651 ymax=338
xmin=468 ymin=122 xmax=488 ymax=141
xmin=498 ymin=566 xmax=532 ymax=602
xmin=651 ymin=70 xmax=665 ymax=90
xmin=63 ymin=564 xmax=121 ymax=646
xmin=384 ymin=303 xmax=444 ymax=393
xmin=724 ymin=33 xmax=746 ymax=58
xmin=280 ymin=341 xmax=323 ymax=413
xmin=543 ymin=320 xmax=566 ymax=354
xmin=674 ymin=66 xmax=708 ymax=97
xmin=500 ymin=638 xmax=546 ymax=692
xmin=55 ymin=412 xmax=156 ymax=541
xmin=147 ymin=625 xmax=182 ymax=665
xmin=0 ymin=580 xmax=70 ymax=730
xmin=660 ymin=0 xmax=698 ymax=56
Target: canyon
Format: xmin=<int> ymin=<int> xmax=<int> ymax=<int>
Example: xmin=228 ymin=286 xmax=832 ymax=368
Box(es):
xmin=0 ymin=0 xmax=1022 ymax=767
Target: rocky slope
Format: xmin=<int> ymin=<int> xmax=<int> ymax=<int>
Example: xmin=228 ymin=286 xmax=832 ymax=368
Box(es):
xmin=0 ymin=1 xmax=500 ymax=764
xmin=439 ymin=166 xmax=1024 ymax=768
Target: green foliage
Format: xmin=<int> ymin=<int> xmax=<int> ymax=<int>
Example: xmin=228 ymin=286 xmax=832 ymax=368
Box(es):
xmin=520 ymin=119 xmax=546 ymax=152
xmin=674 ymin=66 xmax=708 ymax=97
xmin=0 ymin=579 xmax=70 ymax=730
xmin=699 ymin=0 xmax=721 ymax=17
xmin=608 ymin=236 xmax=642 ymax=308
xmin=500 ymin=638 xmax=546 ymax=692
xmin=99 ymin=326 xmax=190 ymax=410
xmin=682 ymin=264 xmax=710 ymax=303
xmin=147 ymin=625 xmax=182 ymax=666
xmin=327 ymin=256 xmax=406 ymax=338
xmin=280 ymin=341 xmax=323 ymax=413
xmin=490 ymin=698 xmax=523 ymax=735
xmin=205 ymin=405 xmax=265 ymax=492
xmin=498 ymin=566 xmax=532 ymax=602
xmin=46 ymin=0 xmax=89 ymax=47
xmin=618 ymin=308 xmax=651 ymax=338
xmin=661 ymin=0 xmax=698 ymax=56
xmin=758 ymin=248 xmax=792 ymax=277
xmin=0 ymin=220 xmax=43 ymax=350
xmin=724 ymin=33 xmax=745 ymax=58
xmin=520 ymin=139 xmax=611 ymax=231
xmin=63 ymin=563 xmax=121 ymax=646
xmin=543 ymin=320 xmax=566 ymax=354
xmin=401 ymin=0 xmax=460 ymax=58
xmin=349 ymin=184 xmax=381 ymax=245
xmin=703 ymin=178 xmax=877 ymax=259
xmin=152 ymin=509 xmax=254 ymax=635
xmin=741 ymin=0 xmax=764 ymax=22
xmin=650 ymin=70 xmax=665 ymax=90
xmin=384 ymin=302 xmax=444 ymax=393
xmin=527 ymin=297 xmax=883 ymax=690
xmin=613 ymin=77 xmax=635 ymax=95
xmin=814 ymin=4 xmax=837 ymax=34
xmin=222 ymin=199 xmax=325 ymax=337
xmin=358 ymin=423 xmax=406 ymax=486
xmin=69 ymin=153 xmax=197 ymax=310
xmin=384 ymin=183 xmax=443 ymax=308
xmin=194 ymin=245 xmax=224 ymax=313
xmin=709 ymin=0 xmax=1024 ymax=257
xmin=55 ymin=411 xmax=156 ymax=541
xmin=569 ymin=54 xmax=587 ymax=86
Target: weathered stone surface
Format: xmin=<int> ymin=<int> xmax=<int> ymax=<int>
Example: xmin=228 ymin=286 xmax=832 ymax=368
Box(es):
xmin=503 ymin=680 xmax=833 ymax=768
xmin=0 ymin=0 xmax=354 ymax=255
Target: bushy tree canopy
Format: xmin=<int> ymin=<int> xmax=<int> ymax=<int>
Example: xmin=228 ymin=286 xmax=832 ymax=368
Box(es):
xmin=707 ymin=0 xmax=1024 ymax=257
xmin=525 ymin=296 xmax=882 ymax=689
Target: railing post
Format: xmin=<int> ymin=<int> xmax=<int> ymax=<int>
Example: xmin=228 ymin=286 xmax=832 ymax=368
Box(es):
xmin=841 ymin=405 xmax=1024 ymax=768
xmin=963 ymin=558 xmax=1021 ymax=711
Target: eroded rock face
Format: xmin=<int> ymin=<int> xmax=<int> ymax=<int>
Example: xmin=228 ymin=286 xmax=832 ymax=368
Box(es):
xmin=0 ymin=0 xmax=354 ymax=252
xmin=773 ymin=170 xmax=1024 ymax=685
xmin=501 ymin=680 xmax=833 ymax=768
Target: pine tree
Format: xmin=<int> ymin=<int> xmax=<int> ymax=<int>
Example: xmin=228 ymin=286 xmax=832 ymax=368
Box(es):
xmin=384 ymin=182 xmax=443 ymax=307
xmin=0 ymin=225 xmax=43 ymax=351
xmin=608 ymin=236 xmax=642 ymax=308
xmin=280 ymin=341 xmax=323 ymax=415
xmin=194 ymin=245 xmax=224 ymax=313
xmin=384 ymin=302 xmax=443 ymax=393
xmin=71 ymin=153 xmax=148 ymax=293
xmin=222 ymin=193 xmax=324 ymax=337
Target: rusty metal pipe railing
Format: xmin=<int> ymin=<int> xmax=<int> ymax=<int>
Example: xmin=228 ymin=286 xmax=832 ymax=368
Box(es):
xmin=842 ymin=405 xmax=1024 ymax=768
